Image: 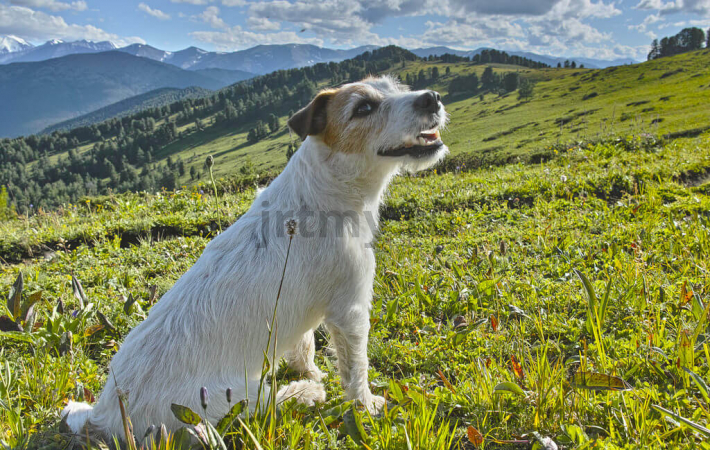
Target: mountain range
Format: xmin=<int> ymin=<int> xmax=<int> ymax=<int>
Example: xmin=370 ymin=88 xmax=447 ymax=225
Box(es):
xmin=0 ymin=36 xmax=638 ymax=72
xmin=0 ymin=51 xmax=251 ymax=137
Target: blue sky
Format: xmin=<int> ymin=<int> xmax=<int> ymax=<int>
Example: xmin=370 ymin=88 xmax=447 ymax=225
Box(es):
xmin=1 ymin=0 xmax=709 ymax=60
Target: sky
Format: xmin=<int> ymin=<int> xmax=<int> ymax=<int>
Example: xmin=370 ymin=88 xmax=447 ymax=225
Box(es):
xmin=1 ymin=0 xmax=709 ymax=61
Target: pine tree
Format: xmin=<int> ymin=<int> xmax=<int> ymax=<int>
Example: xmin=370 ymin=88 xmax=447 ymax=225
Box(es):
xmin=0 ymin=186 xmax=14 ymax=220
xmin=286 ymin=143 xmax=296 ymax=161
xmin=518 ymin=78 xmax=534 ymax=101
xmin=481 ymin=66 xmax=496 ymax=89
xmin=503 ymin=72 xmax=520 ymax=92
xmin=268 ymin=114 xmax=280 ymax=133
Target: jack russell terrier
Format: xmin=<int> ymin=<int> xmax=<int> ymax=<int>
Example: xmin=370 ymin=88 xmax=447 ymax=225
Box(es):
xmin=62 ymin=75 xmax=448 ymax=442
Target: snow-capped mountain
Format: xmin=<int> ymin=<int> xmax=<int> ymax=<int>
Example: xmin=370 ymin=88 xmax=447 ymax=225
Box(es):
xmin=0 ymin=39 xmax=118 ymax=64
xmin=118 ymin=44 xmax=211 ymax=69
xmin=0 ymin=35 xmax=34 ymax=55
xmin=118 ymin=43 xmax=379 ymax=74
xmin=0 ymin=39 xmax=378 ymax=74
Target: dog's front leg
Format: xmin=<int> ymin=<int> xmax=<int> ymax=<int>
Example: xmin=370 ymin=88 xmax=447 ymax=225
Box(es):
xmin=326 ymin=305 xmax=385 ymax=414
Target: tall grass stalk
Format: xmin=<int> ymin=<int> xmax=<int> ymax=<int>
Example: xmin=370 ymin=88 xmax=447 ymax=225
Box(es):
xmin=255 ymin=219 xmax=297 ymax=442
xmin=206 ymin=155 xmax=223 ymax=233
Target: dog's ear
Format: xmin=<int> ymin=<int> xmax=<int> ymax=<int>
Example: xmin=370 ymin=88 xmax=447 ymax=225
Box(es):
xmin=288 ymin=90 xmax=336 ymax=140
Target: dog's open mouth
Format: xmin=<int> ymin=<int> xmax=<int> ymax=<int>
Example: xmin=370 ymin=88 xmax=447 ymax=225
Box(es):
xmin=377 ymin=126 xmax=444 ymax=158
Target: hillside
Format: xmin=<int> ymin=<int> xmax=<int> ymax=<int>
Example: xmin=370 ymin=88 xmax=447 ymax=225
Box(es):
xmin=2 ymin=47 xmax=709 ymax=214
xmin=0 ymin=51 xmax=231 ymax=137
xmin=41 ymin=87 xmax=214 ymax=134
xmin=115 ymin=48 xmax=710 ymax=179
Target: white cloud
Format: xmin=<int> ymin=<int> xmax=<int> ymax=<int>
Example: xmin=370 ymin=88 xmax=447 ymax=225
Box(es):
xmin=628 ymin=13 xmax=662 ymax=37
xmin=636 ymin=0 xmax=710 ymax=16
xmin=170 ymin=0 xmax=212 ymax=4
xmin=9 ymin=0 xmax=87 ymax=12
xmin=247 ymin=17 xmax=281 ymax=31
xmin=138 ymin=3 xmax=171 ymax=20
xmin=221 ymin=0 xmax=247 ymax=6
xmin=0 ymin=4 xmax=145 ymax=46
xmin=193 ymin=6 xmax=228 ymax=29
xmin=190 ymin=26 xmax=323 ymax=50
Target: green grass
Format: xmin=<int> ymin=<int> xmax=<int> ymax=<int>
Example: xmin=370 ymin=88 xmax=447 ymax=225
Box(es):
xmin=3 ymin=51 xmax=710 ymax=449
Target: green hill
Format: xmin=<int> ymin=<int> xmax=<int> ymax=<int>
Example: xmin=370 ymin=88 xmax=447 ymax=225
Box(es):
xmin=2 ymin=47 xmax=709 ymax=214
xmin=41 ymin=86 xmax=214 ymax=134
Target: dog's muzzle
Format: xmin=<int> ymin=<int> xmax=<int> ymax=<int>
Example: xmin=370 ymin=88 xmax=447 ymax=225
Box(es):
xmin=377 ymin=123 xmax=445 ymax=158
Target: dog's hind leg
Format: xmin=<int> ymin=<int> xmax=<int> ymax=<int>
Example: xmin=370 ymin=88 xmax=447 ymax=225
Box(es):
xmin=284 ymin=329 xmax=325 ymax=382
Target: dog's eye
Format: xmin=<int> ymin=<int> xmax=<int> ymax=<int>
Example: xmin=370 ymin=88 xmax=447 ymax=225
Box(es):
xmin=354 ymin=101 xmax=375 ymax=117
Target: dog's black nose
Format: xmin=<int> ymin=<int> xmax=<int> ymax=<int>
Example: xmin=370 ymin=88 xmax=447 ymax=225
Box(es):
xmin=414 ymin=90 xmax=441 ymax=114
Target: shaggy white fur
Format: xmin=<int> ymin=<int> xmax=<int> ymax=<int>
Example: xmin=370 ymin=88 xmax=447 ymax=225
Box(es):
xmin=61 ymin=75 xmax=448 ymax=442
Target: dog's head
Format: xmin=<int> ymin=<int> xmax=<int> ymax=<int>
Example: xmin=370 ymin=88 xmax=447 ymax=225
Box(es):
xmin=288 ymin=75 xmax=448 ymax=172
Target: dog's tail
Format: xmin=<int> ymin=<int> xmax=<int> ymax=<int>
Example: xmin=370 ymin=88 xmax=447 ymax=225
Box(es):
xmin=60 ymin=401 xmax=94 ymax=435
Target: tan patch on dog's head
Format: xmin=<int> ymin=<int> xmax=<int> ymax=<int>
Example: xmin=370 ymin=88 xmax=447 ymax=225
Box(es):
xmin=288 ymin=83 xmax=386 ymax=154
xmin=287 ymin=89 xmax=337 ymax=141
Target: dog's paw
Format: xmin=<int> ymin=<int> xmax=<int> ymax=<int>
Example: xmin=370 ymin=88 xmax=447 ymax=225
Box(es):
xmin=306 ymin=367 xmax=327 ymax=382
xmin=277 ymin=380 xmax=326 ymax=407
xmin=362 ymin=394 xmax=386 ymax=415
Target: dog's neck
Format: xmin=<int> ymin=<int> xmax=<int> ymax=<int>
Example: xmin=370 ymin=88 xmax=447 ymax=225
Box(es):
xmin=276 ymin=137 xmax=399 ymax=215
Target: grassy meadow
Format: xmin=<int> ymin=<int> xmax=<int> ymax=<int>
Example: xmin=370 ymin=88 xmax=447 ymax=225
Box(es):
xmin=2 ymin=50 xmax=710 ymax=449
xmin=107 ymin=48 xmax=710 ymax=183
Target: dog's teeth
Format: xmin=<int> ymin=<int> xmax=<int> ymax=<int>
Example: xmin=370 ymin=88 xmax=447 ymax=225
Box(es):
xmin=417 ymin=137 xmax=427 ymax=146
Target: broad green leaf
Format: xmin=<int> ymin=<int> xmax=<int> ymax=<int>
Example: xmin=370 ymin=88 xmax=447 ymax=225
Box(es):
xmin=652 ymin=404 xmax=710 ymax=437
xmin=216 ymin=399 xmax=247 ymax=433
xmin=343 ymin=407 xmax=365 ymax=445
xmin=170 ymin=404 xmax=202 ymax=425
xmin=574 ymin=269 xmax=597 ymax=310
xmin=571 ymin=372 xmax=632 ymax=391
xmin=7 ymin=272 xmax=23 ymax=320
xmin=21 ymin=291 xmax=42 ymax=324
xmin=123 ymin=293 xmax=135 ymax=315
xmin=72 ymin=275 xmax=86 ymax=309
xmin=493 ymin=381 xmax=525 ymax=396
xmin=0 ymin=331 xmax=34 ymax=343
xmin=679 ymin=330 xmax=694 ymax=369
xmin=683 ymin=367 xmax=710 ymax=403
xmin=171 ymin=427 xmax=193 ymax=450
xmin=97 ymin=311 xmax=117 ymax=334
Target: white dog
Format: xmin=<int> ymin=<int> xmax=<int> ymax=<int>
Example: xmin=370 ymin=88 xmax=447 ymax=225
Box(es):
xmin=62 ymin=75 xmax=448 ymax=442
